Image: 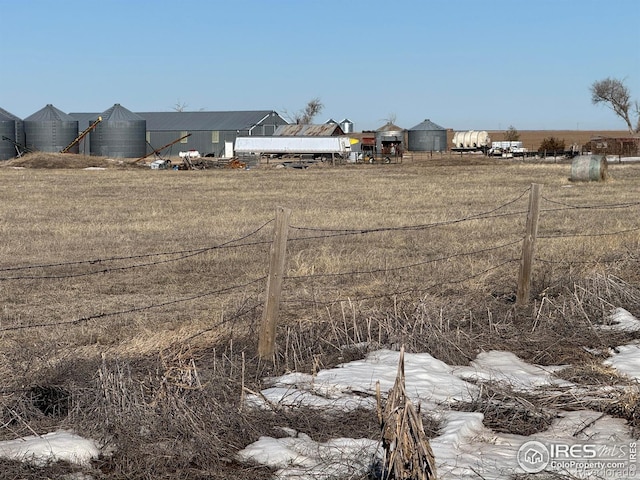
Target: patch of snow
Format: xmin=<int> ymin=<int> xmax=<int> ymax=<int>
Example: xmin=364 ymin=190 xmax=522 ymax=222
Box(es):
xmin=453 ymin=350 xmax=572 ymax=391
xmin=0 ymin=430 xmax=100 ymax=467
xmin=242 ymin=345 xmax=640 ymax=480
xmin=600 ymin=308 xmax=640 ymax=332
xmin=237 ymin=433 xmax=380 ymax=479
xmin=604 ymin=343 xmax=640 ymax=380
xmin=246 ymin=349 xmax=478 ymax=411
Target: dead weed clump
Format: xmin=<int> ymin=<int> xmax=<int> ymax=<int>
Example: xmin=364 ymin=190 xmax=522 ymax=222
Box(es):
xmin=0 ymin=152 xmax=134 ymax=169
xmin=451 ymin=381 xmax=555 ymax=436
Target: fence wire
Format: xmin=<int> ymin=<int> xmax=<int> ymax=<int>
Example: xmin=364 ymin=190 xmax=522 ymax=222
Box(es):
xmin=1 ymin=189 xmax=638 ymax=334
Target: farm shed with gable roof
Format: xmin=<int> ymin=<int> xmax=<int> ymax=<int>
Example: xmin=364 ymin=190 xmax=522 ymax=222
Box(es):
xmin=140 ymin=110 xmax=288 ymax=158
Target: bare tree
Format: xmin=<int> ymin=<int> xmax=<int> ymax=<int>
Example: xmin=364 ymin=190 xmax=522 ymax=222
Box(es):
xmin=300 ymin=98 xmax=323 ymax=124
xmin=173 ymin=100 xmax=188 ymax=112
xmin=383 ymin=113 xmax=397 ymax=125
xmin=504 ymin=125 xmax=520 ymax=141
xmin=590 ymin=77 xmax=639 ymax=134
xmin=282 ymin=98 xmax=324 ymax=124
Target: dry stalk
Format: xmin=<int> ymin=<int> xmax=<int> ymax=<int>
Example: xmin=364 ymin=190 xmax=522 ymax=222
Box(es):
xmin=377 ymin=346 xmax=437 ymax=480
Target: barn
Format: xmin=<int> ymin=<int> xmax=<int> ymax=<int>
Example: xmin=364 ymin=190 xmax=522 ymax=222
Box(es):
xmin=70 ymin=110 xmax=288 ymax=158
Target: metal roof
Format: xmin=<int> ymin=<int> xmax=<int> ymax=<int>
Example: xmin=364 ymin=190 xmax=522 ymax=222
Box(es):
xmin=101 ymin=104 xmax=144 ymax=122
xmin=376 ymin=122 xmax=405 ymax=132
xmin=136 ymin=110 xmax=285 ymax=131
xmin=68 ymin=113 xmax=99 ymax=130
xmin=274 ymin=124 xmax=344 ymax=136
xmin=69 ymin=110 xmax=287 ymax=132
xmin=25 ymin=104 xmax=75 ymax=122
xmin=408 ymin=119 xmax=446 ymax=131
xmin=0 ymin=107 xmax=22 ymax=121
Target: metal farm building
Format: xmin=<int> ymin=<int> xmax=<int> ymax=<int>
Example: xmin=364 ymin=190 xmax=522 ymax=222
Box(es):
xmin=139 ymin=110 xmax=288 ymax=158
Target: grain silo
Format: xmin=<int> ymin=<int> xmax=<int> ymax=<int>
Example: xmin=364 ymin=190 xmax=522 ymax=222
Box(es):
xmin=24 ymin=104 xmax=79 ymax=153
xmin=340 ymin=118 xmax=354 ymax=134
xmin=0 ymin=111 xmax=16 ymax=160
xmin=375 ymin=122 xmax=406 ymax=156
xmin=90 ymin=104 xmax=146 ymax=158
xmin=0 ymin=106 xmax=25 ymax=155
xmin=407 ymin=119 xmax=447 ymax=152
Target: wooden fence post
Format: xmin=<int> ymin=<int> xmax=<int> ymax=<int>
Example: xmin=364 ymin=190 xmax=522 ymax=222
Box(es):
xmin=516 ymin=183 xmax=542 ymax=306
xmin=258 ymin=206 xmax=291 ymax=360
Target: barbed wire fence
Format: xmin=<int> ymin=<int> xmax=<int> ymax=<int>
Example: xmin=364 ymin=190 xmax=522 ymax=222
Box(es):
xmin=1 ymin=184 xmax=638 ymax=360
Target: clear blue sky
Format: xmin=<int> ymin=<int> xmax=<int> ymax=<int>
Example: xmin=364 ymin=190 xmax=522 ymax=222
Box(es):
xmin=1 ymin=0 xmax=638 ymax=132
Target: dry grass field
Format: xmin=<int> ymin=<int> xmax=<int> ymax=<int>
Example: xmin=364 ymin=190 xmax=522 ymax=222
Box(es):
xmin=0 ymin=153 xmax=639 ymax=479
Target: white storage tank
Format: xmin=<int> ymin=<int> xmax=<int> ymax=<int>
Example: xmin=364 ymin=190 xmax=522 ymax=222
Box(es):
xmin=452 ymin=130 xmax=491 ymax=150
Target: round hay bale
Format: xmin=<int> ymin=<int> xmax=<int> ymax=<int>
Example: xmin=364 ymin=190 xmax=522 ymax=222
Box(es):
xmin=570 ymin=155 xmax=608 ymax=182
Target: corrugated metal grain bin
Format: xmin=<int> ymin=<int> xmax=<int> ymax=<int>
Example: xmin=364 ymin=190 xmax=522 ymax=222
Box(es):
xmin=24 ymin=104 xmax=79 ymax=153
xmin=340 ymin=118 xmax=354 ymax=134
xmin=407 ymin=119 xmax=447 ymax=152
xmin=90 ymin=104 xmax=146 ymax=158
xmin=0 ymin=111 xmax=16 ymax=160
xmin=0 ymin=107 xmax=25 ymax=155
xmin=375 ymin=122 xmax=406 ymax=154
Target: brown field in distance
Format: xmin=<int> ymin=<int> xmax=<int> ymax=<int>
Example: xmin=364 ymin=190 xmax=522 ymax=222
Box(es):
xmin=446 ymin=129 xmax=631 ymax=151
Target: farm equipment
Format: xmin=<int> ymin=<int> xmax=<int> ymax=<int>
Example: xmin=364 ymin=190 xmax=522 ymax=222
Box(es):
xmin=60 ymin=117 xmax=102 ymax=153
xmin=225 ymin=158 xmax=246 ymax=169
xmin=135 ymin=133 xmax=192 ymax=165
xmin=1 ymin=136 xmax=31 ymax=157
